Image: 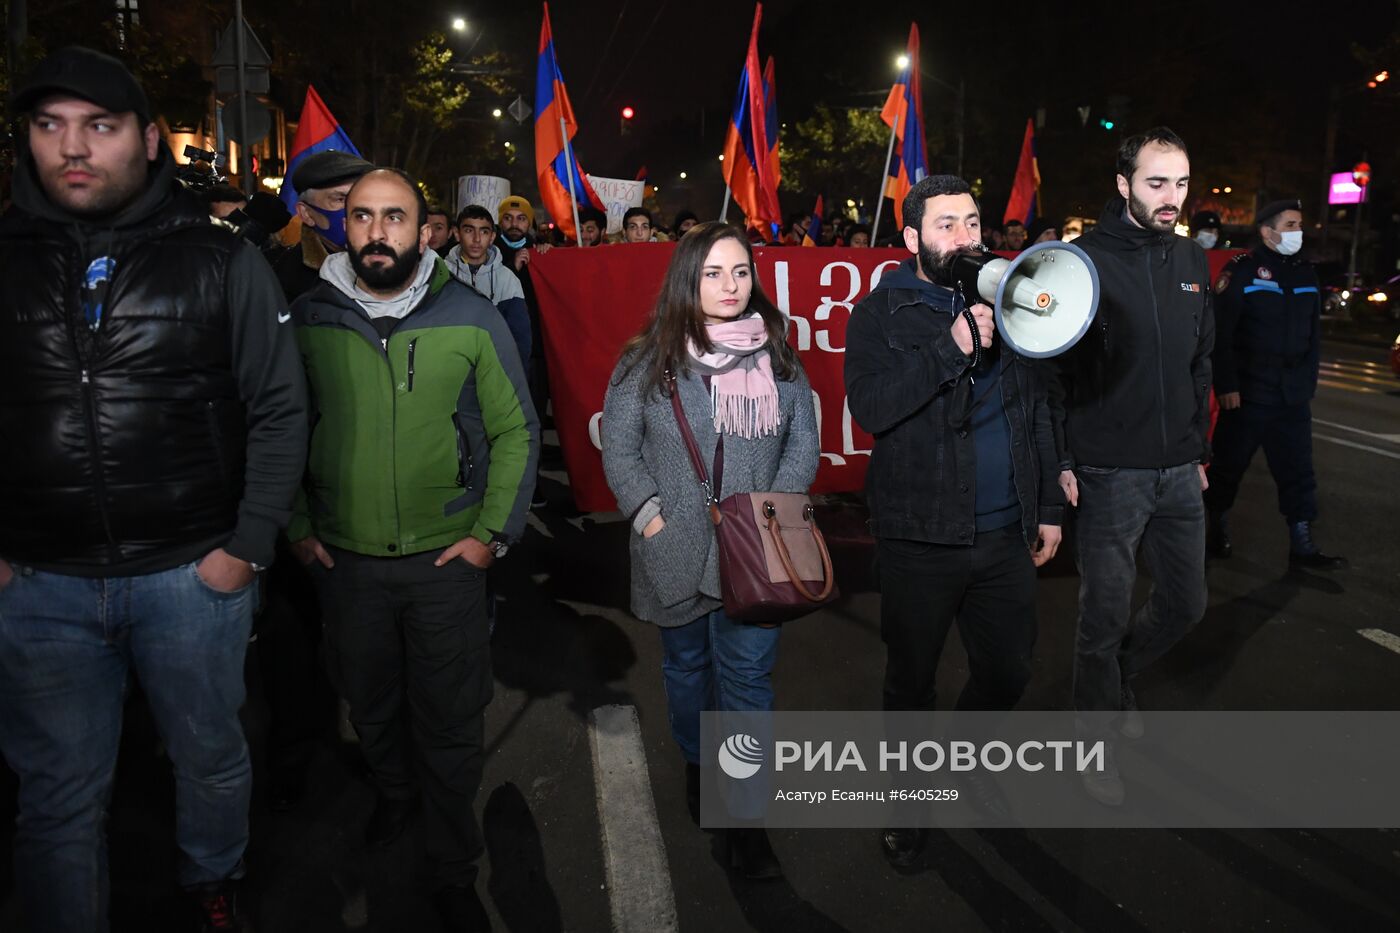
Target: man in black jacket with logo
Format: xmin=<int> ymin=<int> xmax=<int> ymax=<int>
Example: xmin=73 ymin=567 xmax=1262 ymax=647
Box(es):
xmin=846 ymin=174 xmax=1064 ymax=866
xmin=0 ymin=48 xmax=307 ymax=931
xmin=1205 ymin=199 xmax=1343 ymax=569
xmin=1046 ymin=127 xmax=1213 ymax=806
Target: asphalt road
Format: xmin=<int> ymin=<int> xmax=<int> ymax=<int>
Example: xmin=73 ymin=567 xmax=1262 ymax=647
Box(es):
xmin=3 ymin=339 xmax=1398 ymax=932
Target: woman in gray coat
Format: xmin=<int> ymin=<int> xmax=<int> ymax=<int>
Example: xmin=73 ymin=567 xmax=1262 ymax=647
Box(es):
xmin=602 ymin=222 xmax=819 ymax=880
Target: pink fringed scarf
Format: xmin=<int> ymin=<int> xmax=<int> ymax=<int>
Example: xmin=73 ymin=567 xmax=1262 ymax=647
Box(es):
xmin=686 ymin=314 xmax=781 ymax=439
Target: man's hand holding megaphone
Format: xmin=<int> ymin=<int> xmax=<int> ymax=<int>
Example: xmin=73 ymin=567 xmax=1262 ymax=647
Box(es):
xmin=952 ymin=302 xmax=996 ymax=357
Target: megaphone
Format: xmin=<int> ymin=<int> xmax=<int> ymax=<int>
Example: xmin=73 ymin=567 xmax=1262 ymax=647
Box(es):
xmin=949 ymin=240 xmax=1101 ymax=358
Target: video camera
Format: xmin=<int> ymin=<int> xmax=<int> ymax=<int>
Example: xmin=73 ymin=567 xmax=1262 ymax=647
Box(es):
xmin=176 ymin=144 xmax=227 ymax=192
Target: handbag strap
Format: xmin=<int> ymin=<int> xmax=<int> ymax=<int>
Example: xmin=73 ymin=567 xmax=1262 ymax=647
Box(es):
xmin=666 ymin=371 xmax=720 ymax=515
xmin=763 ymin=501 xmax=836 ymax=601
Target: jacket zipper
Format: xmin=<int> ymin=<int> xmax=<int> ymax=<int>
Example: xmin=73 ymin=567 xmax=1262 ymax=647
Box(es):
xmin=1146 ymin=251 xmax=1168 ymax=451
xmin=80 ymin=368 xmax=119 ymax=559
xmin=205 ymin=401 xmax=231 ymax=493
xmin=407 ymin=338 xmax=417 ymax=391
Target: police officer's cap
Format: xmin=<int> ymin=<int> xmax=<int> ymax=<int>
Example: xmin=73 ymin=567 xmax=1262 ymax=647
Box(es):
xmin=291 ymin=151 xmax=375 ymax=194
xmin=1189 ymin=210 xmax=1221 ymax=231
xmin=1255 ymin=199 xmax=1302 ymax=227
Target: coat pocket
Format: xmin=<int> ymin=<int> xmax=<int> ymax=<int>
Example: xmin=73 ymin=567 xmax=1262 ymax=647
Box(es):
xmin=632 ymin=515 xmax=705 ymax=609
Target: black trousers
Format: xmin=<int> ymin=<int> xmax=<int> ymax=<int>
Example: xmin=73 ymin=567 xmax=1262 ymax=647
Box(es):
xmin=877 ymin=524 xmax=1038 ymax=712
xmin=314 ymin=546 xmax=493 ymax=889
xmin=1204 ymin=400 xmax=1318 ymax=524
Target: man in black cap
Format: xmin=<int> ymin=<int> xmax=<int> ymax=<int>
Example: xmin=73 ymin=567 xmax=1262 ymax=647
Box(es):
xmin=272 ymin=149 xmax=374 ymax=301
xmin=1204 ymin=199 xmax=1343 ymax=569
xmin=0 ymin=46 xmax=307 ymax=931
xmin=1190 ymin=209 xmax=1224 ymax=250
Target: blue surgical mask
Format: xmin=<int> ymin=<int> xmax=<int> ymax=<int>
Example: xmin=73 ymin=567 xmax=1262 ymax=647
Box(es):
xmin=303 ymin=203 xmax=348 ymax=249
xmin=501 ymin=234 xmax=528 ymax=250
xmin=1194 ymin=230 xmax=1218 ymax=250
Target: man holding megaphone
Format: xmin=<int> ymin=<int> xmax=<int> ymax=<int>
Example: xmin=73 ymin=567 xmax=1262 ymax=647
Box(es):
xmin=845 ymin=174 xmax=1066 ymax=868
xmin=1044 ymin=127 xmax=1215 ymax=807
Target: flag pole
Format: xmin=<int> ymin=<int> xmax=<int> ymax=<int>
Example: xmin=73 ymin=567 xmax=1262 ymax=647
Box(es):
xmin=871 ymin=119 xmax=899 ymax=245
xmin=720 ymin=185 xmax=732 ymax=222
xmin=559 ymin=114 xmax=583 ymax=243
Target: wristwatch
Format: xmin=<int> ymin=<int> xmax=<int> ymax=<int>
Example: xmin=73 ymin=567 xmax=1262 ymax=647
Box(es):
xmin=488 ymin=536 xmax=510 ymax=560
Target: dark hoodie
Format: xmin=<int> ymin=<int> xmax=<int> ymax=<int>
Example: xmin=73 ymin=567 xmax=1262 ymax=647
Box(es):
xmin=845 ymin=257 xmax=1063 ymax=546
xmin=0 ymin=142 xmax=308 ymax=575
xmin=1046 ymin=199 xmax=1214 ymax=470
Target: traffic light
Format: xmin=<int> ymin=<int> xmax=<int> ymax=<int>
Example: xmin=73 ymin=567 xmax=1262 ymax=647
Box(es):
xmin=1099 ymin=118 xmax=1115 ymax=130
xmin=621 ymin=106 xmax=635 ymax=120
xmin=620 ymin=106 xmax=635 ymax=136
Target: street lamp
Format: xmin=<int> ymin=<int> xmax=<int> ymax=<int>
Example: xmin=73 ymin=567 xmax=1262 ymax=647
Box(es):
xmin=492 ymin=108 xmax=502 ymax=118
xmin=451 ymin=16 xmax=467 ymax=32
xmin=679 ymin=171 xmax=688 ymax=179
xmin=896 ymin=54 xmax=909 ymax=71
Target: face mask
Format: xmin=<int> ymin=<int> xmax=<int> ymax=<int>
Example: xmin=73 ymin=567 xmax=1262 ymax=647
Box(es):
xmin=1275 ymin=230 xmax=1302 ymax=256
xmin=501 ymin=234 xmax=528 ymax=249
xmin=303 ymin=203 xmax=348 ymax=249
xmin=1194 ymin=230 xmax=1218 ymax=249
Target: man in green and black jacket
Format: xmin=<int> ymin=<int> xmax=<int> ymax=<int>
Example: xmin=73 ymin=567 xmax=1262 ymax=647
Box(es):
xmin=288 ymin=168 xmax=537 ymax=928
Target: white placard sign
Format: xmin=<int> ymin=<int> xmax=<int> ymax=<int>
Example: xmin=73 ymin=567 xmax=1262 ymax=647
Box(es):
xmin=457 ymin=175 xmax=511 ymax=214
xmin=585 ymin=175 xmax=645 ymax=235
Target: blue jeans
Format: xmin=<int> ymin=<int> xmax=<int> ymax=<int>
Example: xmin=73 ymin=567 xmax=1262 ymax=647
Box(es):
xmin=658 ymin=608 xmax=780 ymax=765
xmin=0 ymin=561 xmax=256 ymax=933
xmin=1072 ymin=464 xmax=1208 ymax=719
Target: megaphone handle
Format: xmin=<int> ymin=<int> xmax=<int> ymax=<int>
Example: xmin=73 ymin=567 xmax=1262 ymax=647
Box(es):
xmin=958 ymin=306 xmax=983 ymax=370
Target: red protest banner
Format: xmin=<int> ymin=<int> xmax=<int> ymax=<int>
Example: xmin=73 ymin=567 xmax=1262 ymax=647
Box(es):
xmin=530 ymin=243 xmax=1242 ymax=513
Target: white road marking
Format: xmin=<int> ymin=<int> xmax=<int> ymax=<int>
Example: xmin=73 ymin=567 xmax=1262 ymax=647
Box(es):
xmin=1313 ymin=433 xmax=1400 ymax=461
xmin=1359 ymin=629 xmax=1400 ymax=656
xmin=1313 ymin=418 xmax=1400 ymax=445
xmin=589 ymin=704 xmax=679 ymax=933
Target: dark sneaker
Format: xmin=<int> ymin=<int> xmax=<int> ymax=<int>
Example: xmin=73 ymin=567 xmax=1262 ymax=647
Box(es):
xmin=879 ymin=827 xmax=929 ymax=872
xmin=191 ymin=881 xmax=244 ymax=933
xmin=1119 ymin=683 xmax=1145 ymax=740
xmin=1080 ymin=743 xmax=1125 ymax=807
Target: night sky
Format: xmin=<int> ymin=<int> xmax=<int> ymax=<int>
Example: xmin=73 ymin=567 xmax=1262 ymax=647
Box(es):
xmin=462 ymin=1 xmax=1397 ymax=233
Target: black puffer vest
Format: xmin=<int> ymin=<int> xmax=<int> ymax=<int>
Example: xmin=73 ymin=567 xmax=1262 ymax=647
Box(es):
xmin=0 ymin=173 xmax=246 ymax=570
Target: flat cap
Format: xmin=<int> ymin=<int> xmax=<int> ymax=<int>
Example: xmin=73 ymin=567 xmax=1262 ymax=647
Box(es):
xmin=1255 ymin=199 xmax=1302 ymax=226
xmin=290 ymin=150 xmax=374 ymax=195
xmin=11 ymin=46 xmax=151 ymax=123
xmin=1189 ymin=210 xmax=1221 ymax=230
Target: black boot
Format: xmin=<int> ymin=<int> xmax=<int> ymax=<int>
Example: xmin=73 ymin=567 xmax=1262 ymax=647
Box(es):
xmin=1206 ymin=509 xmax=1232 ymax=559
xmin=1288 ymin=521 xmax=1346 ymax=570
xmin=727 ymin=828 xmax=783 ymax=880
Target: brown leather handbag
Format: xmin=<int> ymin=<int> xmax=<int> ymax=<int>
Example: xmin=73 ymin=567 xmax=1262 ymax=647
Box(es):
xmin=668 ymin=376 xmax=837 ymax=623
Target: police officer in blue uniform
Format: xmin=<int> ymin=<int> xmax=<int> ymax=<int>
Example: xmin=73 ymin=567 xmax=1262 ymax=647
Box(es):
xmin=1204 ymin=199 xmax=1344 ymax=569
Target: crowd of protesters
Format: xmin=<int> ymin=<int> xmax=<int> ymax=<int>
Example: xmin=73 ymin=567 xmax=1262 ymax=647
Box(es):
xmin=0 ymin=45 xmax=1346 ymax=933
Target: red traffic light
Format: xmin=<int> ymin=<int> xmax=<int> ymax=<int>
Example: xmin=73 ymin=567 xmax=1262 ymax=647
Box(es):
xmin=621 ymin=106 xmax=635 ymax=120
xmin=1354 ymin=162 xmax=1372 ymax=187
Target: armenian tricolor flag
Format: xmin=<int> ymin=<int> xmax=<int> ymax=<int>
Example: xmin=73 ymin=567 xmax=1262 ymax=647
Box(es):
xmin=721 ymin=4 xmax=781 ymax=233
xmin=534 ymin=2 xmax=604 ymax=242
xmin=880 ymin=23 xmax=928 ymax=230
xmin=801 ymin=195 xmax=823 ymax=247
xmin=279 ymin=85 xmax=361 ymax=211
xmin=1004 ymin=117 xmax=1041 ymax=228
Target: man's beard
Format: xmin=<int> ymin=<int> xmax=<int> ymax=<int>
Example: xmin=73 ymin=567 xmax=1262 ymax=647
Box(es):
xmin=917 ymin=239 xmax=983 ymax=287
xmin=41 ymin=153 xmax=149 ymax=219
xmin=1127 ymin=192 xmax=1179 ymax=232
xmin=501 ymin=224 xmax=530 ymax=242
xmin=350 ymin=241 xmax=421 ymax=289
